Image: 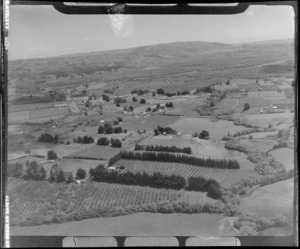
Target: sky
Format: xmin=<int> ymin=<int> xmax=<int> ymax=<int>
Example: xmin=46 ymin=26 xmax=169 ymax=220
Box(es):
xmin=8 ymin=4 xmax=295 ymax=60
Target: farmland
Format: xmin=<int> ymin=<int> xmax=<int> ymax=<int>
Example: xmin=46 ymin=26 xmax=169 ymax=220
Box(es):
xmin=170 ymin=118 xmax=250 ymax=139
xmin=66 ymin=145 xmax=121 ymax=160
xmin=11 ymin=213 xmax=228 ymax=236
xmin=240 ymin=178 xmax=294 ymax=220
xmin=8 ymin=178 xmax=212 ymax=227
xmin=114 ymin=159 xmax=230 ymax=183
xmin=7 ymin=39 xmax=295 ymax=237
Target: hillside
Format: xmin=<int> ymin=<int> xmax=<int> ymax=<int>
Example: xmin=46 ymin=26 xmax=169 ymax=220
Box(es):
xmin=8 ymin=40 xmax=294 ymax=91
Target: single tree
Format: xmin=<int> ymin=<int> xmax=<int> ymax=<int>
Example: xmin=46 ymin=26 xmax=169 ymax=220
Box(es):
xmin=47 ymin=149 xmax=58 ymax=160
xmin=76 ymin=168 xmax=87 ymax=179
xmin=243 ymin=103 xmax=250 ymax=111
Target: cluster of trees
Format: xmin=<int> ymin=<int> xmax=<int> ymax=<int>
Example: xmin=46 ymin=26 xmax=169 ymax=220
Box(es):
xmin=154 ymin=125 xmax=177 ymax=136
xmin=8 ymin=161 xmax=47 ymax=181
xmin=271 ymin=141 xmax=289 ymax=151
xmin=131 ymin=96 xmax=146 ymax=104
xmin=110 ymin=151 xmax=240 ymax=169
xmin=38 ymin=133 xmax=59 ymax=143
xmin=233 ymin=213 xmax=288 ymax=236
xmin=102 ymin=94 xmax=110 ymax=102
xmin=195 ymin=86 xmax=213 ymax=93
xmin=90 ymin=165 xmax=186 ymax=189
xmin=234 ymin=119 xmax=258 ymax=128
xmin=73 ymin=136 xmax=95 ymax=144
xmin=192 ymin=130 xmax=210 ymax=139
xmin=49 ymin=164 xmax=73 ymax=183
xmin=131 ymin=89 xmax=149 ymax=96
xmin=98 ymin=123 xmax=124 ymax=134
xmin=134 ymin=144 xmax=192 ymax=154
xmin=228 ymin=169 xmax=294 ymax=196
xmin=97 ymin=137 xmax=122 ymax=147
xmin=165 ymin=102 xmax=174 ymax=108
xmin=187 ymin=177 xmax=223 ymax=199
xmin=124 ymin=105 xmax=134 ymax=112
xmin=224 ymin=139 xmax=249 ymax=154
xmin=114 ymin=97 xmax=127 ymax=106
xmin=254 ymin=157 xmax=286 ymax=175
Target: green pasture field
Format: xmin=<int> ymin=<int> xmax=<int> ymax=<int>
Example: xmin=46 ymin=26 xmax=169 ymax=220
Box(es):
xmin=171 ymin=117 xmax=251 ymax=139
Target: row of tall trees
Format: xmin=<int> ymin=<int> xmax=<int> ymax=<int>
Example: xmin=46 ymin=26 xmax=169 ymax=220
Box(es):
xmin=109 ymin=151 xmax=240 ymax=169
xmin=131 ymin=89 xmax=149 ymax=96
xmin=156 ymin=88 xmax=190 ymax=97
xmin=90 ymin=165 xmax=186 ymax=189
xmin=134 ymin=144 xmax=192 ymax=154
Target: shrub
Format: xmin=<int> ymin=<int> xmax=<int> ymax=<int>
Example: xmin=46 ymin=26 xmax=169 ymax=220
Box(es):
xmin=139 ymin=98 xmax=146 ymax=104
xmin=132 ymin=96 xmax=137 ymax=102
xmin=192 ymin=133 xmax=198 ymax=138
xmin=117 ymin=117 xmax=123 ymax=122
xmin=47 ymin=149 xmax=58 ymax=160
xmin=199 ymin=130 xmax=209 ymax=139
xmin=97 ymin=137 xmax=110 ymax=146
xmin=76 ymin=168 xmax=87 ymax=179
xmin=243 ymin=103 xmax=250 ymax=111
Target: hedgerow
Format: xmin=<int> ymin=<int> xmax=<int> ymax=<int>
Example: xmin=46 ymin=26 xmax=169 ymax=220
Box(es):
xmin=134 ymin=144 xmax=192 ymax=154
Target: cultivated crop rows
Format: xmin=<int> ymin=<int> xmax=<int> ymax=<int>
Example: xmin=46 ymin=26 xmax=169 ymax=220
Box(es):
xmin=115 ymin=159 xmax=229 ymax=183
xmin=8 ymin=179 xmax=212 ymax=225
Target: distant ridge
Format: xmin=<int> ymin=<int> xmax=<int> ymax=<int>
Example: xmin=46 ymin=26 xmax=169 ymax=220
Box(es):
xmin=9 ymin=39 xmax=294 ymax=61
